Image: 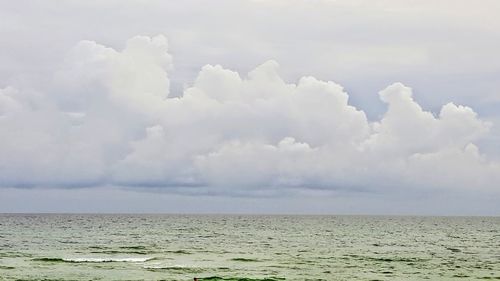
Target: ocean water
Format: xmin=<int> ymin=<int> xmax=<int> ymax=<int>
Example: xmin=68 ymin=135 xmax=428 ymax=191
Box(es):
xmin=0 ymin=214 xmax=499 ymax=281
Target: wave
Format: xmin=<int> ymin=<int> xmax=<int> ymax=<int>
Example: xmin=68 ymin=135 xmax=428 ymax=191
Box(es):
xmin=165 ymin=249 xmax=192 ymax=254
xmin=0 ymin=265 xmax=15 ymax=270
xmin=144 ymin=264 xmax=205 ymax=273
xmin=230 ymin=258 xmax=261 ymax=262
xmin=195 ymin=277 xmax=285 ymax=281
xmin=144 ymin=264 xmax=232 ymax=273
xmin=89 ymin=250 xmax=154 ymax=255
xmin=33 ymin=257 xmax=155 ymax=263
xmin=119 ymin=245 xmax=147 ymax=250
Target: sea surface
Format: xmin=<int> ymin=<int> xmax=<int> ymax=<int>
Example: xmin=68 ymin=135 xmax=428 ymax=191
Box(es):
xmin=0 ymin=214 xmax=499 ymax=281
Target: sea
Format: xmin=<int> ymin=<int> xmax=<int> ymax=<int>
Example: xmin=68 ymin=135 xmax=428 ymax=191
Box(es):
xmin=0 ymin=214 xmax=499 ymax=280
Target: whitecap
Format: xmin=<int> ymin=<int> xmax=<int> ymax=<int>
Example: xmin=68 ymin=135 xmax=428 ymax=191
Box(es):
xmin=143 ymin=264 xmax=188 ymax=269
xmin=63 ymin=257 xmax=154 ymax=263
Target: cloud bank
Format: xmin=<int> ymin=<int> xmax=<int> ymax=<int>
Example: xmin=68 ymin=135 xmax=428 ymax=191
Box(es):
xmin=0 ymin=35 xmax=498 ymax=195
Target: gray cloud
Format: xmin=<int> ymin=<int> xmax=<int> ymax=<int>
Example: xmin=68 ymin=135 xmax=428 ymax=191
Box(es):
xmin=1 ymin=187 xmax=499 ymax=216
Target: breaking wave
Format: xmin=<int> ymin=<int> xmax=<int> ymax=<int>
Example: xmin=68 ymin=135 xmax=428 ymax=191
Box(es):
xmin=33 ymin=257 xmax=155 ymax=263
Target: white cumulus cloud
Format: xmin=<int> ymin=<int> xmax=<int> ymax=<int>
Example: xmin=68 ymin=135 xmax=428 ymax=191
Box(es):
xmin=0 ymin=35 xmax=498 ymax=195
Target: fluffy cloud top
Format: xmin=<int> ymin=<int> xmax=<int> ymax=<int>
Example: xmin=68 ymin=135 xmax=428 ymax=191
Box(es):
xmin=0 ymin=35 xmax=497 ymax=195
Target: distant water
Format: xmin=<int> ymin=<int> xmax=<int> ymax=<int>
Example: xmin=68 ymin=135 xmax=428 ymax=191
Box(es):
xmin=0 ymin=214 xmax=499 ymax=281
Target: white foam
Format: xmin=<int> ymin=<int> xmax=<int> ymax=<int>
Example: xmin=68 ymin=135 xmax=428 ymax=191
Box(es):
xmin=63 ymin=257 xmax=154 ymax=263
xmin=143 ymin=264 xmax=185 ymax=269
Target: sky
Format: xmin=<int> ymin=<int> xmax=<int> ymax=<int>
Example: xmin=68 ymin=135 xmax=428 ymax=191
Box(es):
xmin=0 ymin=0 xmax=499 ymax=215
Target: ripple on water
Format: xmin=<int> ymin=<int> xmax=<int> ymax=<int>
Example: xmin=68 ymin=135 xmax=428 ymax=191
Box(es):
xmin=0 ymin=214 xmax=499 ymax=280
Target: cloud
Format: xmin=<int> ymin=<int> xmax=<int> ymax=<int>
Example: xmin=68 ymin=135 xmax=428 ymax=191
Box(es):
xmin=362 ymin=83 xmax=491 ymax=154
xmin=0 ymin=35 xmax=498 ymax=196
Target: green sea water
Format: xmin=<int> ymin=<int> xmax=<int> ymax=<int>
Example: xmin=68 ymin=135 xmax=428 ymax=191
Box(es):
xmin=0 ymin=214 xmax=499 ymax=280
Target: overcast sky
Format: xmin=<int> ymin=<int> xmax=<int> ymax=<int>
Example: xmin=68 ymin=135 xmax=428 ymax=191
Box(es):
xmin=0 ymin=0 xmax=499 ymax=215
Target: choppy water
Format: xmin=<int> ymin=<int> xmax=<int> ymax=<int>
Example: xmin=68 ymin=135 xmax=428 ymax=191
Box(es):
xmin=0 ymin=214 xmax=499 ymax=281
